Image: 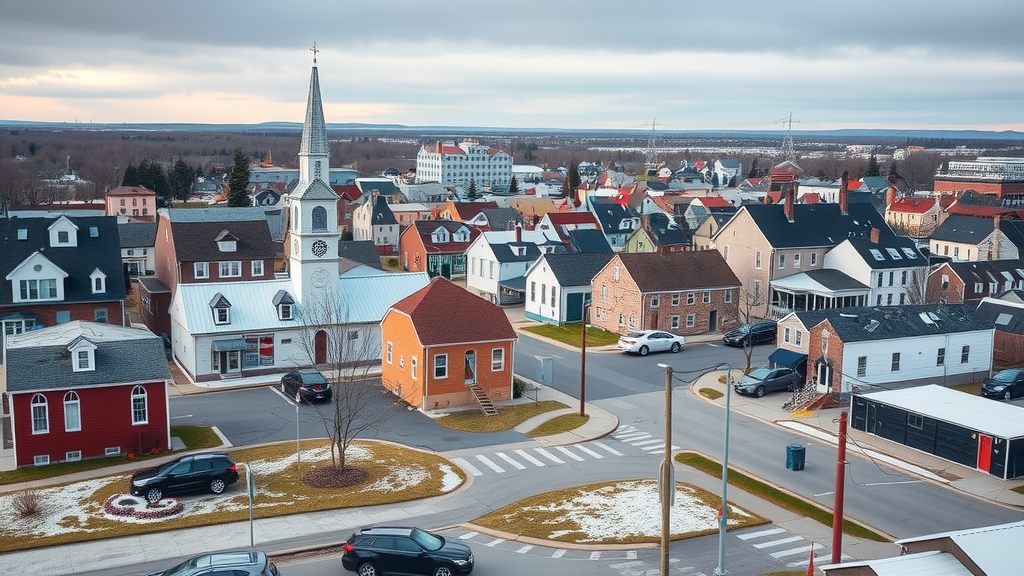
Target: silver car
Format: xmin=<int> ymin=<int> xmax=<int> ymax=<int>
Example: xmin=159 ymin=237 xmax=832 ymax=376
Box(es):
xmin=617 ymin=330 xmax=685 ymax=356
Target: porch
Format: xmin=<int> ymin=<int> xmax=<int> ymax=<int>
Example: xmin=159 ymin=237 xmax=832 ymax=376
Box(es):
xmin=768 ymin=269 xmax=869 ymax=320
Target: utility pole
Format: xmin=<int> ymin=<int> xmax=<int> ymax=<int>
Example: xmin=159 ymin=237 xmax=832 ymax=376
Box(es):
xmin=579 ymin=302 xmax=588 ymax=417
xmin=714 ymin=366 xmax=733 ymax=576
xmin=657 ymin=363 xmax=674 ymax=576
xmin=831 ymin=411 xmax=848 ymax=564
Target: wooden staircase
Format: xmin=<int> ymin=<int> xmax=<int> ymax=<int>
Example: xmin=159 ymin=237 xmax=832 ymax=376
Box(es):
xmin=782 ymin=383 xmax=821 ymax=413
xmin=469 ymin=385 xmax=498 ymax=416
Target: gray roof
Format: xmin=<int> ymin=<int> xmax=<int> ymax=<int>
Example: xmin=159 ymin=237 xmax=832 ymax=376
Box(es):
xmin=338 ymin=272 xmax=430 ymax=323
xmin=290 ymin=178 xmax=339 ymax=201
xmin=538 ymin=252 xmax=614 ymax=287
xmin=370 ymin=195 xmax=397 ymax=225
xmin=5 ymin=321 xmax=170 ymax=392
xmin=163 ymin=207 xmax=276 ymax=223
xmin=479 ymin=208 xmax=523 ymax=230
xmin=803 ymin=269 xmax=869 ymax=291
xmin=843 ymin=236 xmax=926 ymax=270
xmin=894 ymin=519 xmax=1024 ymax=575
xmin=299 ymin=66 xmax=329 ymax=156
xmin=567 ymin=229 xmax=613 ymax=253
xmin=743 ymin=202 xmax=891 ymax=249
xmin=795 ymin=303 xmax=992 ymax=343
xmin=590 ymin=199 xmax=637 ymax=235
xmin=137 ymin=276 xmax=171 ymax=294
xmin=117 ymin=222 xmax=158 ymax=248
xmin=930 ymin=215 xmax=995 ymax=244
xmin=946 ymin=259 xmax=1024 ymax=287
xmin=338 ymin=240 xmax=383 ymax=272
xmin=975 ymin=298 xmax=1024 ymax=335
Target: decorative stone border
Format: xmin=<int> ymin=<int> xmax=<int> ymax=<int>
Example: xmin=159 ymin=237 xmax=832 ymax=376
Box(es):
xmin=103 ymin=494 xmax=183 ymax=521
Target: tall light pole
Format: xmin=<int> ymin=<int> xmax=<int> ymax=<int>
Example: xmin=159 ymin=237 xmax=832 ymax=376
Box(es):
xmin=714 ymin=364 xmax=733 ymax=576
xmin=656 ymin=363 xmax=674 ymax=576
xmin=580 ymin=301 xmax=588 ymax=417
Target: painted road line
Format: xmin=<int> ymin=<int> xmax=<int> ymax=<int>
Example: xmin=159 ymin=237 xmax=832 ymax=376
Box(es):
xmin=534 ymin=447 xmax=565 ymax=464
xmin=614 ymin=433 xmax=652 ymax=441
xmin=788 ymin=554 xmax=850 ymax=568
xmin=574 ymin=444 xmax=605 ymax=459
xmin=631 ymin=439 xmax=663 ymax=447
xmin=475 ymin=455 xmax=505 ymax=473
xmin=753 ymin=535 xmax=804 ymax=549
xmin=642 ymin=444 xmax=678 ymax=451
xmin=451 ymin=457 xmax=483 ymax=476
xmin=514 ymin=449 xmax=546 ymax=466
xmin=589 ymin=552 xmax=601 ymax=560
xmin=609 ymin=561 xmax=644 ymax=570
xmin=551 ymin=549 xmax=567 ymax=559
xmin=459 ymin=531 xmax=478 ymax=540
xmin=626 ymin=551 xmax=637 ymax=560
xmin=770 ymin=543 xmax=824 ymax=559
xmin=484 ymin=538 xmax=505 ymax=547
xmin=516 ymin=545 xmax=534 ymax=554
xmin=591 ymin=441 xmax=624 ymax=456
xmin=495 ymin=451 xmax=527 ymax=470
xmin=556 ymin=446 xmax=585 ymax=461
xmin=737 ymin=527 xmax=787 ymax=540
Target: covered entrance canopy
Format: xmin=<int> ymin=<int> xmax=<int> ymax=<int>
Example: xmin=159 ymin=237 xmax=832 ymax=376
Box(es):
xmin=211 ymin=338 xmax=247 ymax=352
xmin=768 ymin=347 xmax=808 ymax=375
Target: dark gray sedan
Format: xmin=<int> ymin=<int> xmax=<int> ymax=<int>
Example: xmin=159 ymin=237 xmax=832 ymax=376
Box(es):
xmin=734 ymin=366 xmax=802 ymax=397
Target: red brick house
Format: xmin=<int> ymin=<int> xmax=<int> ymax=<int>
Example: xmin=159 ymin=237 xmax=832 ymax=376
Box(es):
xmin=380 ymin=278 xmax=517 ymax=411
xmin=2 ymin=321 xmax=171 ymax=469
xmin=399 ymin=220 xmax=480 ymax=279
xmin=331 ymin=184 xmax=362 ymax=235
xmin=591 ymin=250 xmax=741 ymax=335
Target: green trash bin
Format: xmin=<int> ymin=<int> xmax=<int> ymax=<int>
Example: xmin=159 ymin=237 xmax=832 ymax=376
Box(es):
xmin=786 ymin=444 xmax=805 ymax=471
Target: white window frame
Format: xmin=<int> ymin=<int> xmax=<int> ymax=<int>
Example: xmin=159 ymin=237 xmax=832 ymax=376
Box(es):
xmin=671 ymin=315 xmax=680 ymax=329
xmin=386 ymin=342 xmax=393 ymax=365
xmin=778 ymin=254 xmax=785 ymax=269
xmin=685 ymin=314 xmax=695 ymax=328
xmin=194 ymin=262 xmax=209 ymax=279
xmin=755 ymin=250 xmax=762 ymax=269
xmin=34 ymin=455 xmax=50 ymax=466
xmin=784 ymin=327 xmax=791 ymax=343
xmin=411 ymin=356 xmax=418 ymax=380
xmin=434 ymin=354 xmax=448 ymax=378
xmin=219 ymin=261 xmax=242 ymax=278
xmin=64 ymin=391 xmax=81 ymax=432
xmin=31 ymin=393 xmax=49 ymax=434
xmin=131 ymin=385 xmax=148 ymax=425
xmin=251 ymin=260 xmax=264 ymax=277
xmin=724 ymin=290 xmax=732 ymax=303
xmin=650 ymin=296 xmax=660 ymax=309
xmin=671 ymin=294 xmax=680 ymax=306
xmin=214 ymin=307 xmax=229 ymax=325
xmin=686 ymin=293 xmax=695 ymax=305
xmin=491 ymin=348 xmax=505 ymax=371
xmin=65 ymin=450 xmax=82 ymax=462
xmin=793 ymin=253 xmax=801 ymax=269
xmin=702 ymin=291 xmax=710 ymax=304
xmin=105 ymin=446 xmax=121 ymax=456
xmin=810 ymin=253 xmax=817 ymax=266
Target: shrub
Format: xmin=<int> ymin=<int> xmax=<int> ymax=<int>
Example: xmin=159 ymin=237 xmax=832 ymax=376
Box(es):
xmin=12 ymin=490 xmax=42 ymax=518
xmin=513 ymin=377 xmax=528 ymax=399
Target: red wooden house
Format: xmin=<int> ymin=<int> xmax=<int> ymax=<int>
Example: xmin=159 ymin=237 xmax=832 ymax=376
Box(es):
xmin=399 ymin=220 xmax=480 ymax=279
xmin=2 ymin=321 xmax=171 ymax=469
xmin=380 ymin=278 xmax=517 ymax=411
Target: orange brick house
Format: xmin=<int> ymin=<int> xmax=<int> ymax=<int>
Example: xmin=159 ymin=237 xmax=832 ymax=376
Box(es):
xmin=105 ymin=185 xmax=157 ymax=222
xmin=380 ymin=278 xmax=517 ymax=411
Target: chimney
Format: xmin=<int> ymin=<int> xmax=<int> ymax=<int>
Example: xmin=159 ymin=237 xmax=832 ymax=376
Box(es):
xmin=839 ymin=170 xmax=850 ymax=215
xmin=886 ymin=186 xmax=897 ymax=209
xmin=992 ymin=214 xmax=1002 ymax=260
xmin=436 ymin=140 xmax=442 ymax=154
xmin=641 ymin=214 xmax=649 ymax=230
xmin=784 ymin=183 xmax=795 ymax=223
xmin=515 ymin=222 xmax=522 ymax=243
xmin=870 ymin=228 xmax=880 ymax=244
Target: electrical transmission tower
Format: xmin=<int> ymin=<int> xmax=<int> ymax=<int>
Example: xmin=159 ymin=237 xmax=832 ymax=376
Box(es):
xmin=642 ymin=118 xmax=661 ymax=167
xmin=775 ymin=112 xmax=800 ymax=162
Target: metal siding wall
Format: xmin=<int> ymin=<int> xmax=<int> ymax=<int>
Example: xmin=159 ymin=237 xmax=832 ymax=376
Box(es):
xmin=933 ymin=421 xmax=978 ymax=468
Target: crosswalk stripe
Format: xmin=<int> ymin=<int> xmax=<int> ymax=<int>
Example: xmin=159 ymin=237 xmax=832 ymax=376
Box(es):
xmin=451 ymin=457 xmax=482 ymax=476
xmin=770 ymin=543 xmax=823 ymax=559
xmin=574 ymin=444 xmax=604 ymax=459
xmin=459 ymin=531 xmax=478 ymax=540
xmin=753 ymin=535 xmax=804 ymax=549
xmin=534 ymin=447 xmax=565 ymax=464
xmin=610 ymin=560 xmax=644 ymax=569
xmin=626 ymin=551 xmax=637 ymax=560
xmin=484 ymin=538 xmax=505 ymax=547
xmin=589 ymin=551 xmax=602 ymax=560
xmin=643 ymin=444 xmax=677 ymax=451
xmin=737 ymin=527 xmax=786 ymax=540
xmin=495 ymin=451 xmax=527 ymax=469
xmin=615 ymin=425 xmax=637 ymax=433
xmin=591 ymin=441 xmax=624 ymax=456
xmin=614 ymin=432 xmax=652 ymax=441
xmin=631 ymin=439 xmax=663 ymax=446
xmin=556 ymin=446 xmax=585 ymax=461
xmin=516 ymin=545 xmax=534 ymax=554
xmin=551 ymin=549 xmax=567 ymax=558
xmin=788 ymin=554 xmax=848 ymax=568
xmin=515 ymin=449 xmax=546 ymax=466
xmin=475 ymin=454 xmax=505 ymax=473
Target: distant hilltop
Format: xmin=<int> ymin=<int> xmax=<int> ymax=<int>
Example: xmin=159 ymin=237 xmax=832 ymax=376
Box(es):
xmin=0 ymin=119 xmax=1022 ymax=141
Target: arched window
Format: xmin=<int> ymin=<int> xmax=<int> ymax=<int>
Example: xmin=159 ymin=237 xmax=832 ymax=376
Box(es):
xmin=311 ymin=206 xmax=328 ymax=232
xmin=31 ymin=394 xmax=48 ymax=434
xmin=64 ymin=391 xmax=81 ymax=432
xmin=131 ymin=386 xmax=148 ymax=425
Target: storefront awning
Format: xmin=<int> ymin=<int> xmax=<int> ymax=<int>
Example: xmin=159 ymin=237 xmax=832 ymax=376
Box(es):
xmin=768 ymin=348 xmax=808 ymax=369
xmin=498 ymin=276 xmax=527 ymax=292
xmin=211 ymin=338 xmax=247 ymax=352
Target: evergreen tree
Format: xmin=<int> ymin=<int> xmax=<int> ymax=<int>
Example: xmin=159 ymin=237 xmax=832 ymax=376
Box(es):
xmin=747 ymin=157 xmax=759 ymax=179
xmin=711 ymin=172 xmax=720 ymax=188
xmin=887 ymin=161 xmax=901 ymax=184
xmin=508 ymin=175 xmax=520 ymax=195
xmin=227 ymin=148 xmax=252 ymax=207
xmin=559 ymin=161 xmax=581 ymax=199
xmin=866 ymin=153 xmax=881 ymax=177
xmin=168 ymin=158 xmax=196 ymax=202
xmin=465 ymin=179 xmax=480 ymax=201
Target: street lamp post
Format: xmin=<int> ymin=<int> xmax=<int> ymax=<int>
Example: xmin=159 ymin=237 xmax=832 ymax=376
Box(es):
xmin=714 ymin=365 xmax=733 ymax=576
xmin=656 ymin=363 xmax=674 ymax=576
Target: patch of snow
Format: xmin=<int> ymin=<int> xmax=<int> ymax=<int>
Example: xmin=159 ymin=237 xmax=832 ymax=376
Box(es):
xmin=438 ymin=465 xmax=462 ymax=493
xmin=360 ymin=465 xmax=429 ymax=493
xmin=0 ymin=477 xmax=115 ymax=537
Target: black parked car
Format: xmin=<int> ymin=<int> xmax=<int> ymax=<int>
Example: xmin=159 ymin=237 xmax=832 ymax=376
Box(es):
xmin=981 ymin=369 xmax=1024 ymax=400
xmin=130 ymin=453 xmax=239 ymax=503
xmin=281 ymin=370 xmax=333 ymax=404
xmin=722 ymin=321 xmax=777 ymax=347
xmin=342 ymin=526 xmax=474 ymax=576
xmin=734 ymin=366 xmax=802 ymax=397
xmin=147 ymin=550 xmax=279 ymax=576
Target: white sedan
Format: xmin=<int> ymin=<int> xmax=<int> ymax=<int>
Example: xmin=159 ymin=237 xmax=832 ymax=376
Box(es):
xmin=617 ymin=330 xmax=685 ymax=356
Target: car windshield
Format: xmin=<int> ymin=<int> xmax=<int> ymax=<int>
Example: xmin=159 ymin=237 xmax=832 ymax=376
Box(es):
xmin=301 ymin=373 xmax=328 ymax=384
xmin=160 ymin=557 xmax=200 ymax=576
xmin=993 ymin=371 xmax=1020 ymax=383
xmin=410 ymin=528 xmax=444 ymax=551
xmin=625 ymin=332 xmax=646 ymax=338
xmin=747 ymin=367 xmax=772 ymax=379
xmin=154 ymin=459 xmax=183 ymax=475
xmin=735 ymin=324 xmax=753 ymax=334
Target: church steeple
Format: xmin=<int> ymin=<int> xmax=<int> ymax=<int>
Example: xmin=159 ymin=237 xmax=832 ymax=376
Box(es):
xmin=297 ymin=43 xmax=330 ymax=188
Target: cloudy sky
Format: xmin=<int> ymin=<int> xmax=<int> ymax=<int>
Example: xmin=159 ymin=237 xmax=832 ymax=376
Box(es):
xmin=2 ymin=0 xmax=1022 ymax=131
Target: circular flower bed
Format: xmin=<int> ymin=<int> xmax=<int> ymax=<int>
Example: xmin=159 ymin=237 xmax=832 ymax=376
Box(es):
xmin=103 ymin=494 xmax=183 ymax=521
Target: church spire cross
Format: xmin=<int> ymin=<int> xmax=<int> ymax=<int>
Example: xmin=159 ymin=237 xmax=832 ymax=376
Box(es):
xmin=310 ymin=42 xmax=319 ymax=65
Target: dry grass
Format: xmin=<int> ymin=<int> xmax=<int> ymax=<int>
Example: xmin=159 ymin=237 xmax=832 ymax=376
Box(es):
xmin=434 ymin=400 xmax=567 ymax=432
xmin=699 ymin=387 xmax=723 ymax=400
xmin=171 ymin=425 xmax=223 ymax=450
xmin=11 ymin=490 xmax=42 ymax=518
xmin=523 ymin=324 xmax=620 ymax=347
xmin=945 ymin=381 xmax=981 ymax=395
xmin=0 ymin=439 xmax=464 ymax=553
xmin=474 ymin=479 xmax=767 ymax=545
xmin=526 ymin=413 xmax=589 ymax=438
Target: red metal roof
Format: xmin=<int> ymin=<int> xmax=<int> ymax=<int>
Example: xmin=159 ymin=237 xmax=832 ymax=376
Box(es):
xmin=698 ymin=196 xmax=731 ymax=208
xmin=546 ymin=212 xmax=598 ymax=225
xmin=888 ymin=197 xmax=936 ymax=214
xmin=331 ymin=184 xmax=362 ymax=202
xmin=946 ymin=204 xmax=1024 ymax=218
xmin=391 ymin=278 xmax=517 ymax=346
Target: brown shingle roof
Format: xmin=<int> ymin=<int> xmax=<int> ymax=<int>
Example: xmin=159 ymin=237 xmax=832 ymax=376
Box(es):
xmin=170 ymin=220 xmax=275 ymax=262
xmin=616 ymin=250 xmax=740 ymax=292
xmin=106 ymin=185 xmax=156 ymax=197
xmin=392 ymin=278 xmax=517 ymax=346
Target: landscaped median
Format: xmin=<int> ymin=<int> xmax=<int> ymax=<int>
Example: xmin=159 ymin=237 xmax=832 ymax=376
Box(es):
xmin=0 ymin=439 xmax=465 ymax=553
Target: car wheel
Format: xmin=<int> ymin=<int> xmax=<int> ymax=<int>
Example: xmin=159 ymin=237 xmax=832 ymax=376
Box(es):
xmin=639 ymin=345 xmax=649 ymax=356
xmin=433 ymin=565 xmax=455 ymax=576
xmin=670 ymin=342 xmax=681 ymax=353
xmin=1005 ymin=390 xmax=1013 ymax=400
xmin=295 ymin=391 xmax=303 ymax=404
xmin=146 ymin=487 xmax=162 ymax=503
xmin=357 ymin=562 xmax=378 ymax=576
xmin=209 ymin=478 xmax=226 ymax=494
xmin=787 ymin=382 xmax=795 ymax=392
xmin=755 ymin=386 xmax=766 ymax=398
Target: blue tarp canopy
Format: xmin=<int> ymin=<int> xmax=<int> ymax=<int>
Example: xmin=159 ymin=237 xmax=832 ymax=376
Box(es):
xmin=768 ymin=348 xmax=807 ymax=369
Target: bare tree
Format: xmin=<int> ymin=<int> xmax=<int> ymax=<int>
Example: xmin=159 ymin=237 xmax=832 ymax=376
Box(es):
xmin=738 ymin=288 xmax=766 ymax=373
xmin=897 ymin=152 xmax=942 ymax=193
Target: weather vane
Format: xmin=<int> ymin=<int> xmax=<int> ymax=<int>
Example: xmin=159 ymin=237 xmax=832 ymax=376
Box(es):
xmin=310 ymin=41 xmax=318 ymax=64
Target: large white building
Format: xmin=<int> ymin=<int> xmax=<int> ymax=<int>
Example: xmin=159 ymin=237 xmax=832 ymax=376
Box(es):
xmin=415 ymin=139 xmax=513 ymax=194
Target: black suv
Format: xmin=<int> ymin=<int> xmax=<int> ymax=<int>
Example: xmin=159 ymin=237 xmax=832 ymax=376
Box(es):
xmin=342 ymin=526 xmax=474 ymax=576
xmin=981 ymin=369 xmax=1024 ymax=400
xmin=147 ymin=550 xmax=279 ymax=576
xmin=722 ymin=321 xmax=777 ymax=347
xmin=281 ymin=370 xmax=333 ymax=403
xmin=130 ymin=453 xmax=239 ymax=503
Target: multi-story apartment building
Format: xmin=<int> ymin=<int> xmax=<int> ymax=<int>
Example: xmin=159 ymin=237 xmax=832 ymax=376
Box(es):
xmin=415 ymin=139 xmax=513 ymax=194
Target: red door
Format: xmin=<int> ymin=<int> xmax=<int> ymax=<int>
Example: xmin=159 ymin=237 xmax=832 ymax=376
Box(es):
xmin=314 ymin=330 xmax=328 ymax=365
xmin=978 ymin=434 xmax=992 ymax=472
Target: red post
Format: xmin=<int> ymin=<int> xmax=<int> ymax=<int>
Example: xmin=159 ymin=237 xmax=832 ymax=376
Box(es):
xmin=831 ymin=411 xmax=848 ymax=565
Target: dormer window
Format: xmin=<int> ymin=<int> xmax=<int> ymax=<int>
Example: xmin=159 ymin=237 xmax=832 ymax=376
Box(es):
xmin=69 ymin=339 xmax=97 ymax=373
xmin=273 ymin=290 xmax=295 ymax=321
xmin=516 ymin=246 xmax=527 ymax=256
xmin=432 ymin=227 xmax=450 ymax=243
xmin=210 ymin=293 xmax=231 ymax=325
xmin=57 ymin=231 xmax=69 ymax=243
xmin=47 ymin=216 xmax=79 ymax=247
xmin=89 ymin=269 xmax=107 ymax=294
xmin=215 ymin=230 xmax=238 ymax=252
